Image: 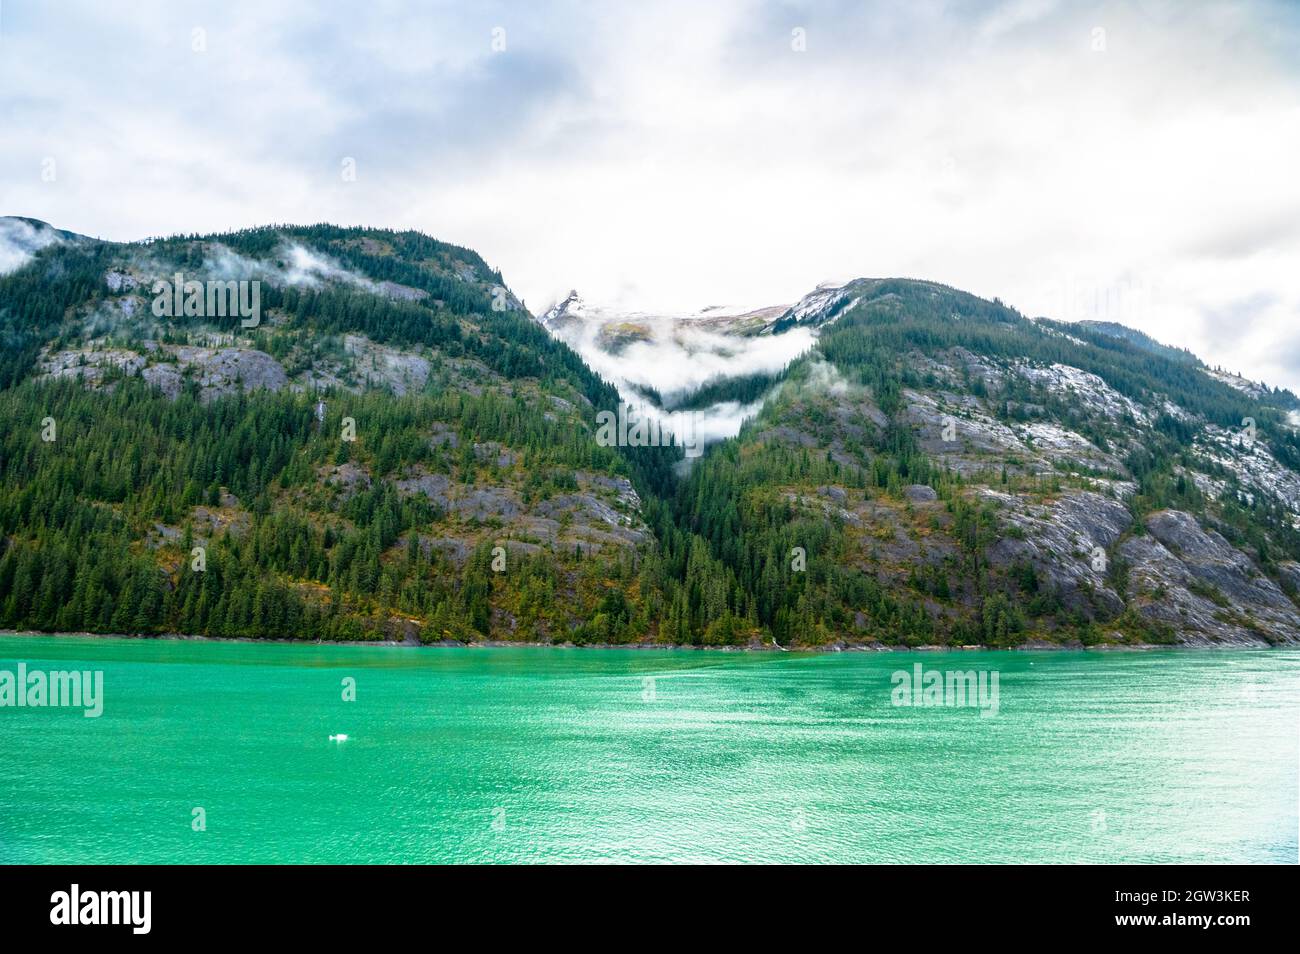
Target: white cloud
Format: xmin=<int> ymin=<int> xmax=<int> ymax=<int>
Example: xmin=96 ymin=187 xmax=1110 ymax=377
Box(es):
xmin=193 ymin=241 xmax=372 ymax=291
xmin=547 ymin=302 xmax=812 ymax=446
xmin=560 ymin=318 xmax=813 ymax=402
xmin=3 ymin=1 xmax=1299 ymax=390
xmin=0 ymin=218 xmax=63 ymax=275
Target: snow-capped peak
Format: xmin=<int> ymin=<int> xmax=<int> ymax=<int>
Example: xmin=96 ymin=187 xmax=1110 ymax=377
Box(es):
xmin=540 ymin=289 xmax=587 ymax=330
xmin=764 ymin=279 xmax=869 ymax=334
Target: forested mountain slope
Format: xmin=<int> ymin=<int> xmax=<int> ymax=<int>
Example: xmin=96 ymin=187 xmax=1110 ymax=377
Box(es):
xmin=0 ymin=219 xmax=676 ymax=643
xmin=2 ymin=218 xmax=1298 ymax=647
xmin=671 ymin=279 xmax=1300 ymax=646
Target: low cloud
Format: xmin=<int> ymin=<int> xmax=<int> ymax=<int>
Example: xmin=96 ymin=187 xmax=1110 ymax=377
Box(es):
xmin=5 ymin=2 xmax=1300 ymax=390
xmin=551 ymin=303 xmax=814 ymax=448
xmin=558 ymin=314 xmax=814 ymax=402
xmin=198 ymin=241 xmax=375 ymax=292
xmin=0 ymin=218 xmax=63 ymax=276
xmin=800 ymin=356 xmax=853 ymax=398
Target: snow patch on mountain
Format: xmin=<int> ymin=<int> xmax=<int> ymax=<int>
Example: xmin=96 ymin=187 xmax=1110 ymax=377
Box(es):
xmin=762 ymin=280 xmax=869 ymax=333
xmin=1016 ymin=361 xmax=1151 ymax=424
xmin=1207 ymin=368 xmax=1271 ymax=400
xmin=1194 ymin=424 xmax=1300 ymax=519
xmin=787 ymin=285 xmax=859 ymax=324
xmin=540 ymin=290 xmax=586 ymax=331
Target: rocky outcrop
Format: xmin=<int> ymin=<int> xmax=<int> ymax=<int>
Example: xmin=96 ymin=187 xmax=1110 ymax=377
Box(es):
xmin=320 ymin=462 xmax=373 ymax=500
xmin=984 ymin=488 xmax=1132 ymax=619
xmin=1120 ymin=510 xmax=1300 ymax=645
xmin=173 ymin=346 xmax=288 ymax=398
xmin=40 ymin=343 xmax=288 ymax=401
xmin=340 ymin=334 xmax=430 ymax=395
xmin=387 ymin=463 xmax=647 ymax=556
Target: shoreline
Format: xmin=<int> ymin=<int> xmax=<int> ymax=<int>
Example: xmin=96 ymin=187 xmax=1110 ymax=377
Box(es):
xmin=0 ymin=629 xmax=1283 ymax=653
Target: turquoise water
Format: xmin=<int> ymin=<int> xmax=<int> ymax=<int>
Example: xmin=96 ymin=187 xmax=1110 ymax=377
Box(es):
xmin=0 ymin=634 xmax=1296 ymax=864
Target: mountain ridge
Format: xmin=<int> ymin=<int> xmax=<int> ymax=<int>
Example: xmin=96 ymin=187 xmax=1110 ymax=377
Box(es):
xmin=2 ymin=219 xmax=1299 ymax=647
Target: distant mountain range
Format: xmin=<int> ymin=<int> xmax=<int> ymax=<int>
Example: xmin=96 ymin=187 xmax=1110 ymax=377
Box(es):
xmin=2 ymin=216 xmax=1299 ymax=647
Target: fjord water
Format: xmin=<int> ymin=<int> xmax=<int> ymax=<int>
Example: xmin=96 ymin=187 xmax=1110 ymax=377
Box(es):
xmin=1 ymin=635 xmax=1296 ymax=864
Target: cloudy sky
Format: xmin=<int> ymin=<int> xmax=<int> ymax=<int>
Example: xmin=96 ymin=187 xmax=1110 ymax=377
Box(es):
xmin=2 ymin=0 xmax=1298 ymax=389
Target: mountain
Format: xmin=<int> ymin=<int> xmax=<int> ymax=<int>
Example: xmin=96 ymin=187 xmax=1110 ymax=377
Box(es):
xmin=1073 ymin=319 xmax=1199 ymax=365
xmin=0 ymin=219 xmax=678 ymax=644
xmin=2 ymin=218 xmax=1299 ymax=647
xmin=0 ymin=218 xmax=89 ymax=280
xmin=1076 ymin=318 xmax=1297 ymax=406
xmin=538 ymin=290 xmax=789 ymax=342
xmin=763 ymin=277 xmax=884 ymax=335
xmin=672 ymin=278 xmax=1300 ymax=646
xmin=535 ymin=280 xmax=866 ymax=342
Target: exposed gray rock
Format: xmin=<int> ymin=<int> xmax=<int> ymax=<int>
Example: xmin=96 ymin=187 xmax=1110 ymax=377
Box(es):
xmin=419 ymin=536 xmax=469 ymax=565
xmin=818 ymin=485 xmax=849 ymax=504
xmin=453 ymin=486 xmax=521 ymax=521
xmin=428 ymin=423 xmax=459 ymax=448
xmin=41 ymin=348 xmax=148 ymax=384
xmin=148 ymin=523 xmax=183 ymax=548
xmin=516 ymin=516 xmax=562 ymax=541
xmin=173 ymin=346 xmax=288 ymax=398
xmin=905 ymin=389 xmax=1027 ymax=457
xmin=1119 ymin=509 xmax=1300 ymax=644
xmin=320 ymin=462 xmax=372 ymax=500
xmin=782 ymin=490 xmax=860 ymax=526
xmin=1193 ymin=424 xmax=1300 ymax=525
xmin=502 ymin=539 xmax=543 ymax=558
xmin=375 ymin=281 xmax=428 ymax=302
xmin=141 ymin=363 xmax=183 ymax=398
xmin=852 ymin=499 xmax=957 ymax=573
xmin=390 ymin=464 xmax=648 ymax=553
xmin=984 ymin=488 xmax=1133 ymax=619
xmin=190 ymin=504 xmax=249 ymax=537
xmin=343 ymin=334 xmax=430 ymax=395
xmin=394 ymin=469 xmax=451 ymax=507
xmin=1015 ymin=361 xmax=1150 ymax=424
xmin=105 ymin=269 xmax=138 ymax=292
xmin=759 ymin=424 xmax=821 ymax=449
xmin=534 ymin=493 xmax=637 ymax=536
xmin=1275 ymin=561 xmax=1300 ymax=595
xmin=580 ymin=473 xmax=643 ymax=514
xmin=40 ymin=343 xmax=290 ymax=402
xmin=473 ymin=441 xmax=516 ymax=468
